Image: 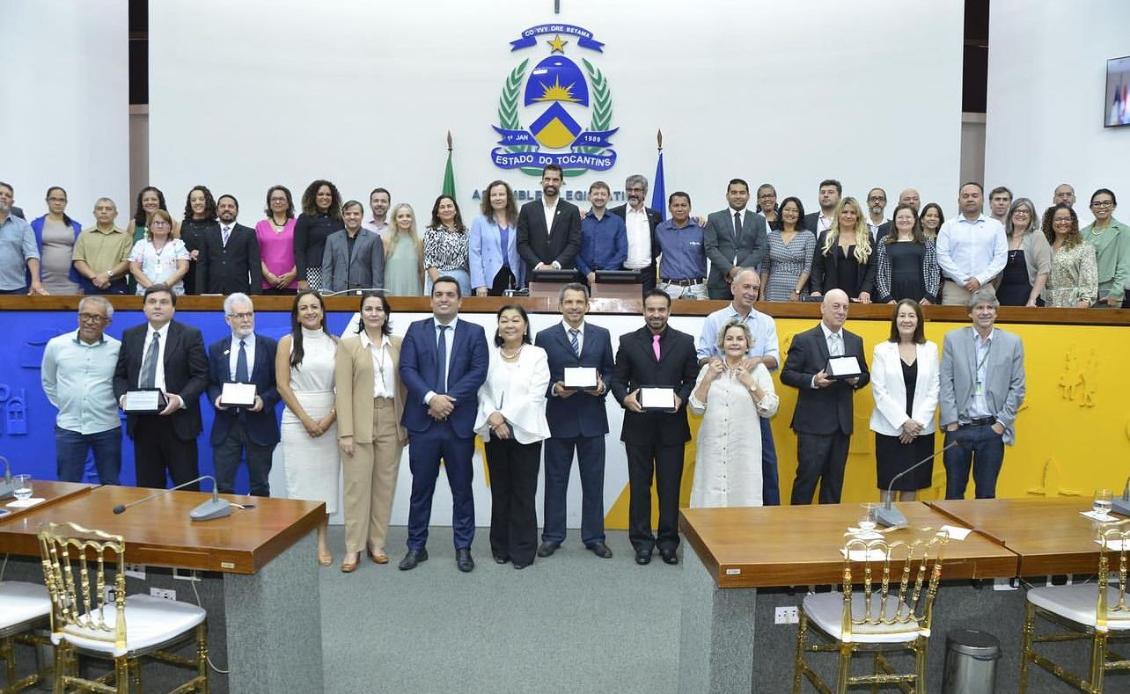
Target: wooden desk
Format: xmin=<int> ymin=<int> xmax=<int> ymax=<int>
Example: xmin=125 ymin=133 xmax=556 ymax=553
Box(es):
xmin=929 ymin=496 xmax=1109 ymax=576
xmin=0 ymin=480 xmax=91 ymax=521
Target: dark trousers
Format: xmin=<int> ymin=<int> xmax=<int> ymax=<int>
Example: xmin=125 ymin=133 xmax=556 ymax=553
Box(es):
xmin=542 ymin=435 xmax=606 ymax=546
xmin=943 ymin=424 xmax=1005 ymax=499
xmin=406 ymin=422 xmax=475 ymax=550
xmin=484 ymin=436 xmax=541 ymax=564
xmin=488 ymin=265 xmax=517 ymax=295
xmin=625 ymin=440 xmax=685 ymax=552
xmin=132 ymin=415 xmax=199 ymax=489
xmin=212 ymin=418 xmax=275 ymax=496
xmin=760 ymin=417 xmax=780 ymax=505
xmin=791 ymin=431 xmax=850 ymax=504
xmin=55 ymin=425 xmax=121 ymax=484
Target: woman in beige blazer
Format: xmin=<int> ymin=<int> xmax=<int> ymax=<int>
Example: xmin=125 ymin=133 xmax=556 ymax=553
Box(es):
xmin=335 ymin=293 xmax=407 ymax=573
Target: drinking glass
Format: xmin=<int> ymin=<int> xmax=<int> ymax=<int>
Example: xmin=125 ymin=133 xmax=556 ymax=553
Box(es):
xmin=12 ymin=474 xmax=32 ymax=501
xmin=1094 ymin=488 xmax=1114 ymax=518
xmin=858 ymin=503 xmax=878 ymax=532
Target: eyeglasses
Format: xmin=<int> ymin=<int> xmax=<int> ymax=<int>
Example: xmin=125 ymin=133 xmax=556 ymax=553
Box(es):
xmin=1091 ymin=201 xmax=1114 ymax=208
xmin=78 ymin=313 xmax=106 ymax=323
xmin=227 ymin=312 xmax=254 ymax=320
xmin=151 ymin=220 xmax=171 ymax=228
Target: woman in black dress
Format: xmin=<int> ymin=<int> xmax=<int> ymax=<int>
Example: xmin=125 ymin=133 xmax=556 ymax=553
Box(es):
xmin=809 ymin=197 xmax=875 ymax=302
xmin=869 ymin=299 xmax=939 ymax=502
xmin=179 ymin=185 xmax=218 ymax=295
xmin=997 ymin=198 xmax=1049 ymax=307
xmin=294 ymin=179 xmax=343 ymax=291
xmin=873 ymin=204 xmax=940 ymax=304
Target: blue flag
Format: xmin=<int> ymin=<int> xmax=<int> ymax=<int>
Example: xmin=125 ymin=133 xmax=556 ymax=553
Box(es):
xmin=651 ymin=151 xmax=666 ymax=222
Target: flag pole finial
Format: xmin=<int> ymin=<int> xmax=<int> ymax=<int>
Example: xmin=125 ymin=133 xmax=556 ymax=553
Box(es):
xmin=446 ymin=131 xmax=453 ymax=151
xmin=656 ymin=129 xmax=663 ymax=151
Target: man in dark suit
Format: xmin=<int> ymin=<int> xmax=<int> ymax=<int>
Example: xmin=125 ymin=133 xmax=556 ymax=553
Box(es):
xmin=704 ymin=178 xmax=769 ymax=300
xmin=398 ymin=276 xmax=489 ymax=573
xmin=113 ymin=284 xmax=209 ymax=489
xmin=803 ymin=178 xmax=842 ymax=235
xmin=534 ymin=283 xmax=616 ymax=559
xmin=612 ymin=289 xmax=699 ymax=566
xmin=780 ymin=289 xmax=870 ymax=504
xmin=516 ymin=164 xmax=582 ymax=272
xmin=609 ymin=173 xmax=661 ymax=293
xmin=195 ymin=194 xmax=262 ymax=294
xmin=206 ymin=293 xmax=280 ymax=496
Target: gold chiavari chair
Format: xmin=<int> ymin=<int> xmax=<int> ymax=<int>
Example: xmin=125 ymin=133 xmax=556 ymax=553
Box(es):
xmin=1019 ymin=524 xmax=1130 ymax=693
xmin=0 ymin=578 xmax=52 ymax=693
xmin=38 ymin=521 xmax=209 ymax=693
xmin=793 ymin=529 xmax=948 ymax=693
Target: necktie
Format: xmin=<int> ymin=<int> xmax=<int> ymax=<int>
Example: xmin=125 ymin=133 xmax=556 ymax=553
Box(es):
xmin=829 ymin=333 xmax=843 ymax=357
xmin=222 ymin=226 xmax=231 ymax=246
xmin=235 ymin=339 xmax=249 ymax=382
xmin=140 ymin=331 xmax=160 ymax=388
xmin=733 ymin=211 xmax=742 ymax=241
xmin=569 ymin=328 xmax=580 ymax=357
xmin=652 ymin=334 xmax=662 ymax=361
xmin=500 ymin=226 xmax=510 ymax=268
xmin=436 ymin=325 xmax=449 ymax=393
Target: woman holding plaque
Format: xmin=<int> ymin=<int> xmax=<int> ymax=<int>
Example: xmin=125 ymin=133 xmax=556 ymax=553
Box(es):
xmin=474 ymin=305 xmax=550 ymax=568
xmin=334 ymin=293 xmax=407 ymax=573
xmin=870 ymin=299 xmax=938 ymax=502
xmin=277 ymin=290 xmax=339 ymax=566
xmin=688 ymin=318 xmax=779 ymax=508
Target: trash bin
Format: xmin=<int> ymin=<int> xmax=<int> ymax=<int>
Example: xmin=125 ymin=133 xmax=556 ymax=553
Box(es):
xmin=942 ymin=629 xmax=1001 ymax=694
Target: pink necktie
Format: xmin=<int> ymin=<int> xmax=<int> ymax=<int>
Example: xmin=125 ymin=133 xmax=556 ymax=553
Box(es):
xmin=652 ymin=334 xmax=661 ymax=360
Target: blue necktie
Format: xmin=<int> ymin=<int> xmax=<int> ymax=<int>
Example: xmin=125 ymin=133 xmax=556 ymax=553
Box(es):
xmin=499 ymin=226 xmax=510 ymax=268
xmin=235 ymin=339 xmax=249 ymax=382
xmin=569 ymin=329 xmax=580 ymax=358
xmin=436 ymin=325 xmax=449 ymax=393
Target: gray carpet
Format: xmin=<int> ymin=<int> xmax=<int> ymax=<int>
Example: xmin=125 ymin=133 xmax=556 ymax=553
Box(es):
xmin=320 ymin=525 xmax=683 ymax=694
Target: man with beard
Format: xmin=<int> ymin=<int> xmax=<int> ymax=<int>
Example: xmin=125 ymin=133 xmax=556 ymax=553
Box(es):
xmin=517 ymin=164 xmax=582 ymax=272
xmin=196 ymin=194 xmax=263 ymax=294
xmin=866 ymin=187 xmax=890 ymax=241
xmin=803 ymin=179 xmax=842 ymax=234
xmin=363 ymin=187 xmax=391 ymax=240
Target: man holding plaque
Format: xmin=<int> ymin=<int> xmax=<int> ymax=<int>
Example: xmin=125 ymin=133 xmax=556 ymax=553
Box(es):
xmin=781 ymin=288 xmax=870 ymax=504
xmin=612 ymin=289 xmax=698 ymax=565
xmin=534 ymin=283 xmax=616 ymax=559
xmin=206 ymin=293 xmax=280 ymax=496
xmin=113 ymin=283 xmax=209 ymax=489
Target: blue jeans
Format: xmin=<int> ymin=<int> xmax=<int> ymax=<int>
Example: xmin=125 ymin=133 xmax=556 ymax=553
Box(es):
xmin=56 ymin=425 xmax=122 ymax=484
xmin=943 ymin=424 xmax=1005 ymax=499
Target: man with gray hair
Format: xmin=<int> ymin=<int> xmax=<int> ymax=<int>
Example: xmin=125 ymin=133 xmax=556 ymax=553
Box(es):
xmin=939 ymin=286 xmax=1025 ymax=499
xmin=609 ymin=173 xmax=661 ymax=293
xmin=73 ymin=197 xmax=132 ymax=294
xmin=41 ymin=296 xmax=123 ymax=483
xmin=206 ymin=293 xmax=281 ymax=495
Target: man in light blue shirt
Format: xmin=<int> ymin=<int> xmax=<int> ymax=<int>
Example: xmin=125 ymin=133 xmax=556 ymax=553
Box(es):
xmin=0 ymin=181 xmax=45 ymax=294
xmin=41 ymin=296 xmax=123 ymax=483
xmin=696 ymin=268 xmax=782 ymax=503
xmin=936 ymin=182 xmax=1007 ymax=305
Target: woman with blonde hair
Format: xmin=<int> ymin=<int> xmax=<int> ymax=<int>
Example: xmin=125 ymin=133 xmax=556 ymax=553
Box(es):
xmin=383 ymin=203 xmax=424 ymax=296
xmin=809 ymin=197 xmax=875 ymax=303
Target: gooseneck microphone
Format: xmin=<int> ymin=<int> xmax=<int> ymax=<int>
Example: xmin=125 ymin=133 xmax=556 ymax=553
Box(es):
xmin=112 ymin=475 xmax=233 ymax=521
xmin=875 ymin=441 xmax=959 ymax=529
xmin=1112 ymin=476 xmax=1130 ymax=516
xmin=0 ymin=456 xmax=13 ymax=500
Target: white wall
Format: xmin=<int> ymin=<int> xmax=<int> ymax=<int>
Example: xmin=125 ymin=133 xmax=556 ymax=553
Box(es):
xmin=985 ymin=0 xmax=1130 ymax=222
xmin=149 ymin=0 xmax=963 ymax=222
xmin=4 ymin=1 xmax=129 ymax=224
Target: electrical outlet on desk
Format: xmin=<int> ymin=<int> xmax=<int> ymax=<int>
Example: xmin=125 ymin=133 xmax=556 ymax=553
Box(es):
xmin=775 ymin=606 xmax=799 ymax=624
xmin=150 ymin=587 xmax=176 ymax=601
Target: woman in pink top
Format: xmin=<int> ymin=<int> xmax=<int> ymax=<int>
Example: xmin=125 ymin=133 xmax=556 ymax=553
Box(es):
xmin=256 ymin=185 xmax=300 ymax=294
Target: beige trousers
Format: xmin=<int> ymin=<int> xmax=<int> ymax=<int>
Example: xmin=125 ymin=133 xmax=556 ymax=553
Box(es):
xmin=342 ymin=398 xmax=403 ymax=553
xmin=942 ymin=279 xmax=973 ymax=306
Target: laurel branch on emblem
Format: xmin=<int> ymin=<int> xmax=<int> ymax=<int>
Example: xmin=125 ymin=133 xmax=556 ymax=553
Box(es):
xmin=580 ymin=58 xmax=612 ymax=156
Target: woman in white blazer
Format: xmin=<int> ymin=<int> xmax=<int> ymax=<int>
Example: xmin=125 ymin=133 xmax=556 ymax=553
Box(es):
xmin=475 ymin=304 xmax=550 ymax=569
xmin=870 ymin=299 xmax=939 ymax=502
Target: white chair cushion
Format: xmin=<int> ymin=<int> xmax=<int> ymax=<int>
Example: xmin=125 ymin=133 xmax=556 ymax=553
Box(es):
xmin=803 ymin=591 xmax=923 ymax=644
xmin=1028 ymin=584 xmax=1130 ymax=631
xmin=0 ymin=581 xmax=51 ymax=631
xmin=52 ymin=594 xmax=206 ymax=658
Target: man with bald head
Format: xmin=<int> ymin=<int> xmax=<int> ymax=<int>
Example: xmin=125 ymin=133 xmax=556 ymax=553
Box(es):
xmin=781 ymin=289 xmax=869 ymax=504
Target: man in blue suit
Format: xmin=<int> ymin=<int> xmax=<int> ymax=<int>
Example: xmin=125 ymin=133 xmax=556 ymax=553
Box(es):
xmin=206 ymin=293 xmax=280 ymax=496
xmin=534 ymin=283 xmax=615 ymax=559
xmin=398 ymin=276 xmax=489 ymax=572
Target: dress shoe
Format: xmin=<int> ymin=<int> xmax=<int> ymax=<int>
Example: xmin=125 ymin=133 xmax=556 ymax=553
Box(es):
xmin=659 ymin=548 xmax=679 ymax=565
xmin=587 ymin=541 xmax=613 ymax=559
xmin=512 ymin=560 xmax=531 ymax=570
xmin=456 ymin=548 xmax=475 ymax=573
xmin=536 ymin=541 xmax=560 ymax=558
xmin=367 ymin=545 xmax=389 ymax=564
xmin=635 ymin=547 xmax=653 ymax=565
xmin=340 ymin=552 xmax=360 ymax=573
xmin=493 ymin=553 xmax=510 ymax=564
xmin=398 ymin=549 xmax=428 ymax=571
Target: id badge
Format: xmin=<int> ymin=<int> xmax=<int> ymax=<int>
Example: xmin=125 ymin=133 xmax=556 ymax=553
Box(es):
xmin=974 ymin=379 xmax=984 ymax=396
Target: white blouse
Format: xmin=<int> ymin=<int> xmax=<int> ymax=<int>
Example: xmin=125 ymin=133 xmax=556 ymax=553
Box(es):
xmin=474 ymin=345 xmax=551 ymax=444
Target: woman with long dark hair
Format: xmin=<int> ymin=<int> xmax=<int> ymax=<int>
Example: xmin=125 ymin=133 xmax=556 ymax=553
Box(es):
xmin=293 ymin=180 xmax=342 ymax=291
xmin=255 ymin=185 xmax=300 ymax=294
xmin=761 ymin=196 xmax=814 ymax=301
xmin=423 ymin=194 xmax=470 ymax=295
xmin=470 ymin=180 xmax=524 ymax=295
xmin=873 ymin=204 xmax=940 ymax=304
xmin=179 ymin=185 xmax=218 ymax=295
xmin=126 ymin=186 xmax=178 ymax=293
xmin=1044 ymin=204 xmax=1098 ymax=308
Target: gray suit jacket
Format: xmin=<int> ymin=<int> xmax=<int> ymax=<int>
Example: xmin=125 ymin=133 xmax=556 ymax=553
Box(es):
xmin=703 ymin=208 xmax=768 ymax=297
xmin=938 ymin=326 xmax=1026 ymax=444
xmin=321 ymin=229 xmax=384 ymax=292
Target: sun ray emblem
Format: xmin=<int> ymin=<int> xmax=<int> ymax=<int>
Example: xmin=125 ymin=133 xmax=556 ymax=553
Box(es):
xmin=533 ymin=75 xmax=579 ymax=103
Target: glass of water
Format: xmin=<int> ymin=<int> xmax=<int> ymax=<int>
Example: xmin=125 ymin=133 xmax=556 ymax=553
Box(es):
xmin=1094 ymin=488 xmax=1114 ymax=518
xmin=859 ymin=503 xmax=878 ymax=532
xmin=12 ymin=474 xmax=32 ymax=501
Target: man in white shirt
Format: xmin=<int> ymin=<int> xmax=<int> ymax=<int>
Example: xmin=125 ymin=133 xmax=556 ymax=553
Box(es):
xmin=609 ymin=174 xmax=661 ymax=293
xmin=1053 ymin=184 xmax=1076 ymax=208
xmin=803 ymin=179 xmax=841 ymax=234
xmin=866 ymin=187 xmax=889 ymax=240
xmin=936 ymin=182 xmax=1007 ymax=306
xmin=988 ymin=186 xmax=1013 ymax=225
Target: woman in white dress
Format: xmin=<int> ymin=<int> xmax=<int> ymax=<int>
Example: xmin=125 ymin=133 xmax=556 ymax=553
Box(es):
xmin=276 ymin=290 xmax=339 ymax=565
xmin=688 ymin=318 xmax=779 ymax=508
xmin=128 ymin=209 xmax=190 ymax=295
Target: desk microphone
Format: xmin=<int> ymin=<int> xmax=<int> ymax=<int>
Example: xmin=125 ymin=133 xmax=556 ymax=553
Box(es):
xmin=875 ymin=441 xmax=959 ymax=528
xmin=0 ymin=456 xmax=13 ymax=500
xmin=112 ymin=475 xmax=232 ymax=521
xmin=322 ymin=287 xmax=386 ymax=297
xmin=1113 ymin=477 xmax=1130 ymax=517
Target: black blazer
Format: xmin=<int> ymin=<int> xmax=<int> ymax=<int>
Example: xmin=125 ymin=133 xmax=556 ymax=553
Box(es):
xmin=113 ymin=320 xmax=209 ymax=441
xmin=780 ymin=324 xmax=870 ymax=436
xmin=809 ymin=231 xmax=877 ymax=299
xmin=608 ymin=204 xmax=661 ymax=267
xmin=196 ymin=223 xmax=263 ymax=295
xmin=535 ymin=322 xmax=615 ymax=439
xmin=611 ymin=325 xmax=698 ymax=446
xmin=516 ymin=199 xmax=582 ymax=270
xmin=206 ymin=333 xmax=281 ymax=447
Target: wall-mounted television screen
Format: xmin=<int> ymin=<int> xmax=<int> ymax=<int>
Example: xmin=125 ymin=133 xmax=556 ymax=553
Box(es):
xmin=1107 ymin=56 xmax=1130 ymax=127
